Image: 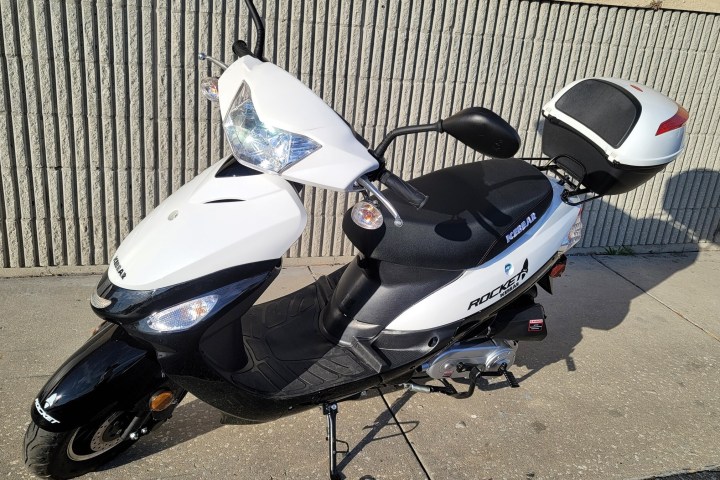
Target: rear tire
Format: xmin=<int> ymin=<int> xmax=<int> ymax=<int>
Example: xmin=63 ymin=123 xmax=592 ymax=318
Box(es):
xmin=24 ymin=411 xmax=137 ymax=479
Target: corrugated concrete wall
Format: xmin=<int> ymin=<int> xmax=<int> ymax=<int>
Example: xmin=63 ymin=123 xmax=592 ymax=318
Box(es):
xmin=1 ymin=0 xmax=719 ymax=269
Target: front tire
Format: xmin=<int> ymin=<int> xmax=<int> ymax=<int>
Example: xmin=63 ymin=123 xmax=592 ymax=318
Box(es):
xmin=24 ymin=410 xmax=138 ymax=479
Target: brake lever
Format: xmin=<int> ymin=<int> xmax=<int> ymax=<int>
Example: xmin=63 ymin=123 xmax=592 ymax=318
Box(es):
xmin=356 ymin=176 xmax=403 ymax=227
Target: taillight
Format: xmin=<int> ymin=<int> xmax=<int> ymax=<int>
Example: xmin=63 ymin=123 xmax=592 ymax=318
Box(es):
xmin=560 ymin=207 xmax=583 ymax=252
xmin=656 ymin=105 xmax=689 ymax=136
xmin=549 ymin=257 xmax=567 ymax=278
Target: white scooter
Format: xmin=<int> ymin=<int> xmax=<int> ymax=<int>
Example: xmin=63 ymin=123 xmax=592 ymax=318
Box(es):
xmin=24 ymin=2 xmax=688 ymax=479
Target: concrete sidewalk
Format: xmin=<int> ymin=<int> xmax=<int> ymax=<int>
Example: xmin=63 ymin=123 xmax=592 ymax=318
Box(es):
xmin=0 ymin=253 xmax=719 ymax=479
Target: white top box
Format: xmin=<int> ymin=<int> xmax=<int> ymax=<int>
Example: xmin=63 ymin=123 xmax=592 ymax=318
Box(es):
xmin=542 ymin=77 xmax=687 ymax=168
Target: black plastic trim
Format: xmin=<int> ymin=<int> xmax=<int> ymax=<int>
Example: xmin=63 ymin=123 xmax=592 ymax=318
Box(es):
xmin=542 ymin=117 xmax=667 ymax=195
xmin=205 ymin=199 xmax=244 ymax=204
xmin=320 ymin=256 xmax=462 ymax=341
xmin=92 ymin=259 xmax=280 ymax=324
xmin=215 ymin=157 xmax=263 ymax=177
xmin=31 ymin=323 xmax=174 ymax=432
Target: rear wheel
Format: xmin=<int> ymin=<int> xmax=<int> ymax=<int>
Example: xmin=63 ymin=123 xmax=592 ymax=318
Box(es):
xmin=24 ymin=410 xmax=140 ymax=479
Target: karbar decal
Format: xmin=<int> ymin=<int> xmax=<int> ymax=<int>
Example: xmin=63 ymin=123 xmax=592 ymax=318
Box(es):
xmin=113 ymin=257 xmax=127 ymax=279
xmin=467 ymin=259 xmax=529 ymax=310
xmin=506 ymin=212 xmax=537 ymax=243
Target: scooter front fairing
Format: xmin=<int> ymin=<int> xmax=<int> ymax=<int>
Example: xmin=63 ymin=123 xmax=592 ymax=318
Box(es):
xmin=106 ymin=157 xmax=307 ymax=291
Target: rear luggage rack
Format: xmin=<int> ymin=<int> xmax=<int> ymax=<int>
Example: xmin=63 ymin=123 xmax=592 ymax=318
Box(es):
xmin=524 ymin=156 xmax=603 ymax=206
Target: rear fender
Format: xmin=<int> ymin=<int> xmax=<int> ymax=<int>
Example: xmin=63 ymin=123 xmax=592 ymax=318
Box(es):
xmin=31 ymin=323 xmax=172 ymax=432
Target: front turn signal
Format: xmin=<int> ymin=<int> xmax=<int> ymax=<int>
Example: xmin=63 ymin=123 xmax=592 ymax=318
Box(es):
xmin=149 ymin=390 xmax=175 ymax=412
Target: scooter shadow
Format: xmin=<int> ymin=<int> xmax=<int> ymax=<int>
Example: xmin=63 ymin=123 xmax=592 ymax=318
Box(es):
xmin=337 ymin=388 xmax=419 ymax=474
xmin=512 ymin=168 xmax=719 ymax=384
xmin=99 ymin=390 xmax=419 ymax=476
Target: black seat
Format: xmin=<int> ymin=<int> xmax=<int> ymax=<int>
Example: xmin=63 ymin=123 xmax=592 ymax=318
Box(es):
xmin=343 ymin=159 xmax=553 ymax=270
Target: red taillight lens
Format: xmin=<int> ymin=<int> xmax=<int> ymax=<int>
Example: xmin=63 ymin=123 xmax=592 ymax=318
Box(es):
xmin=656 ymin=105 xmax=689 ymax=136
xmin=549 ymin=261 xmax=566 ymax=278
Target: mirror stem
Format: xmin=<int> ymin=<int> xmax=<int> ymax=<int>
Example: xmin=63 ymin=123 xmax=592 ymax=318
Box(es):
xmin=372 ymin=121 xmax=442 ymax=159
xmin=243 ymin=0 xmax=265 ymax=59
xmin=198 ymin=53 xmax=228 ymax=70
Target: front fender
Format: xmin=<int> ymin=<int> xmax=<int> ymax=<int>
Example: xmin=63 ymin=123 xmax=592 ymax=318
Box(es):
xmin=31 ymin=323 xmax=169 ymax=432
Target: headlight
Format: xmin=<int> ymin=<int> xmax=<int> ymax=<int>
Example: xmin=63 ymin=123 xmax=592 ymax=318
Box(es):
xmin=223 ymin=82 xmax=321 ymax=173
xmin=144 ymin=295 xmax=219 ymax=332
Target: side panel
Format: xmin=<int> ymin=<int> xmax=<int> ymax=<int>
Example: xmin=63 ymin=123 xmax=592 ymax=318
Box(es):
xmin=31 ymin=323 xmax=169 ymax=432
xmin=386 ymin=183 xmax=580 ymax=331
xmin=321 ymin=258 xmax=461 ymax=342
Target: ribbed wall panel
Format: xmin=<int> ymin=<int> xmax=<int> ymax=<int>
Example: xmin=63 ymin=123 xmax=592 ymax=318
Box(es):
xmin=1 ymin=0 xmax=718 ymax=268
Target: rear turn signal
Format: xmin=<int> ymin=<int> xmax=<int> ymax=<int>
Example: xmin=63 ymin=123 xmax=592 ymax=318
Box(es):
xmin=549 ymin=254 xmax=568 ymax=278
xmin=656 ymin=105 xmax=689 ymax=136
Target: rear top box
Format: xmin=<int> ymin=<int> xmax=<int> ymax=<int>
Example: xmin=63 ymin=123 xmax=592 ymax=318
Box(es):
xmin=542 ymin=77 xmax=688 ymax=195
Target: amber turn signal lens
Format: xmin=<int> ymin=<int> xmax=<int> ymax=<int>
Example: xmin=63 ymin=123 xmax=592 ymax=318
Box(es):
xmin=350 ymin=200 xmax=384 ymax=230
xmin=149 ymin=391 xmax=175 ymax=412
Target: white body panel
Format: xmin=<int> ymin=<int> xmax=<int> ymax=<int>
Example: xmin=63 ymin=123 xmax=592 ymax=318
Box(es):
xmin=542 ymin=77 xmax=685 ymax=167
xmin=108 ymin=157 xmax=306 ymax=290
xmin=218 ymin=56 xmax=378 ymax=191
xmin=386 ymin=182 xmax=580 ymax=331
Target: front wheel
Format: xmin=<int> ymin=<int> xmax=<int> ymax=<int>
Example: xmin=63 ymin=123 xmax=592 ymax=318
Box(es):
xmin=24 ymin=410 xmax=140 ymax=479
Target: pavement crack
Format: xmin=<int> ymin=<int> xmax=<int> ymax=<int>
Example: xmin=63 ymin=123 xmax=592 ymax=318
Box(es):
xmin=591 ymin=255 xmax=720 ymax=343
xmin=307 ymin=265 xmax=320 ymax=281
xmin=379 ymin=390 xmax=431 ymax=480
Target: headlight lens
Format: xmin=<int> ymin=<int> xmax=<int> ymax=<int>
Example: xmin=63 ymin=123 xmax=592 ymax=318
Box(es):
xmin=145 ymin=295 xmax=219 ymax=332
xmin=223 ymin=82 xmax=321 ymax=173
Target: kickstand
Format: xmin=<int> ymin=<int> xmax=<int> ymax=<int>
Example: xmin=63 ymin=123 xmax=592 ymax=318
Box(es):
xmin=322 ymin=402 xmax=348 ymax=480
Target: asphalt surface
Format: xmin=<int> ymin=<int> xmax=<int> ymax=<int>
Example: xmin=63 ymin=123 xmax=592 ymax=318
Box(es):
xmin=0 ymin=252 xmax=719 ymax=479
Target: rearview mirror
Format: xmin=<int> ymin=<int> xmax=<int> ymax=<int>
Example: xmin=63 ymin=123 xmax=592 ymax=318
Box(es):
xmin=441 ymin=107 xmax=521 ymax=158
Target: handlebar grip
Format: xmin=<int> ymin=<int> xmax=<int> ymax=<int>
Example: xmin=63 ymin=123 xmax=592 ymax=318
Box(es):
xmin=232 ymin=40 xmax=253 ymax=58
xmin=379 ymin=170 xmax=429 ymax=209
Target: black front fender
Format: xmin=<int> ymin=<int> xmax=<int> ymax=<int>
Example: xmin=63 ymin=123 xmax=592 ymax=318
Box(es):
xmin=31 ymin=322 xmax=169 ymax=432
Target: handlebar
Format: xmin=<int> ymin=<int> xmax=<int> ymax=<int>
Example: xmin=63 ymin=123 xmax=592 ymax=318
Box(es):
xmin=356 ymin=176 xmax=403 ymax=227
xmin=355 ymin=168 xmax=429 ymax=229
xmin=378 ymin=170 xmax=429 ymax=209
xmin=232 ymin=40 xmax=253 ymax=59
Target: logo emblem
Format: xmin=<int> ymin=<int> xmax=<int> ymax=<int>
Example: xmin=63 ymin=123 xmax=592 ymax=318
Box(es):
xmin=504 ymin=263 xmax=513 ymax=275
xmin=468 ymin=259 xmax=530 ymax=310
xmin=43 ymin=393 xmax=59 ymax=409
